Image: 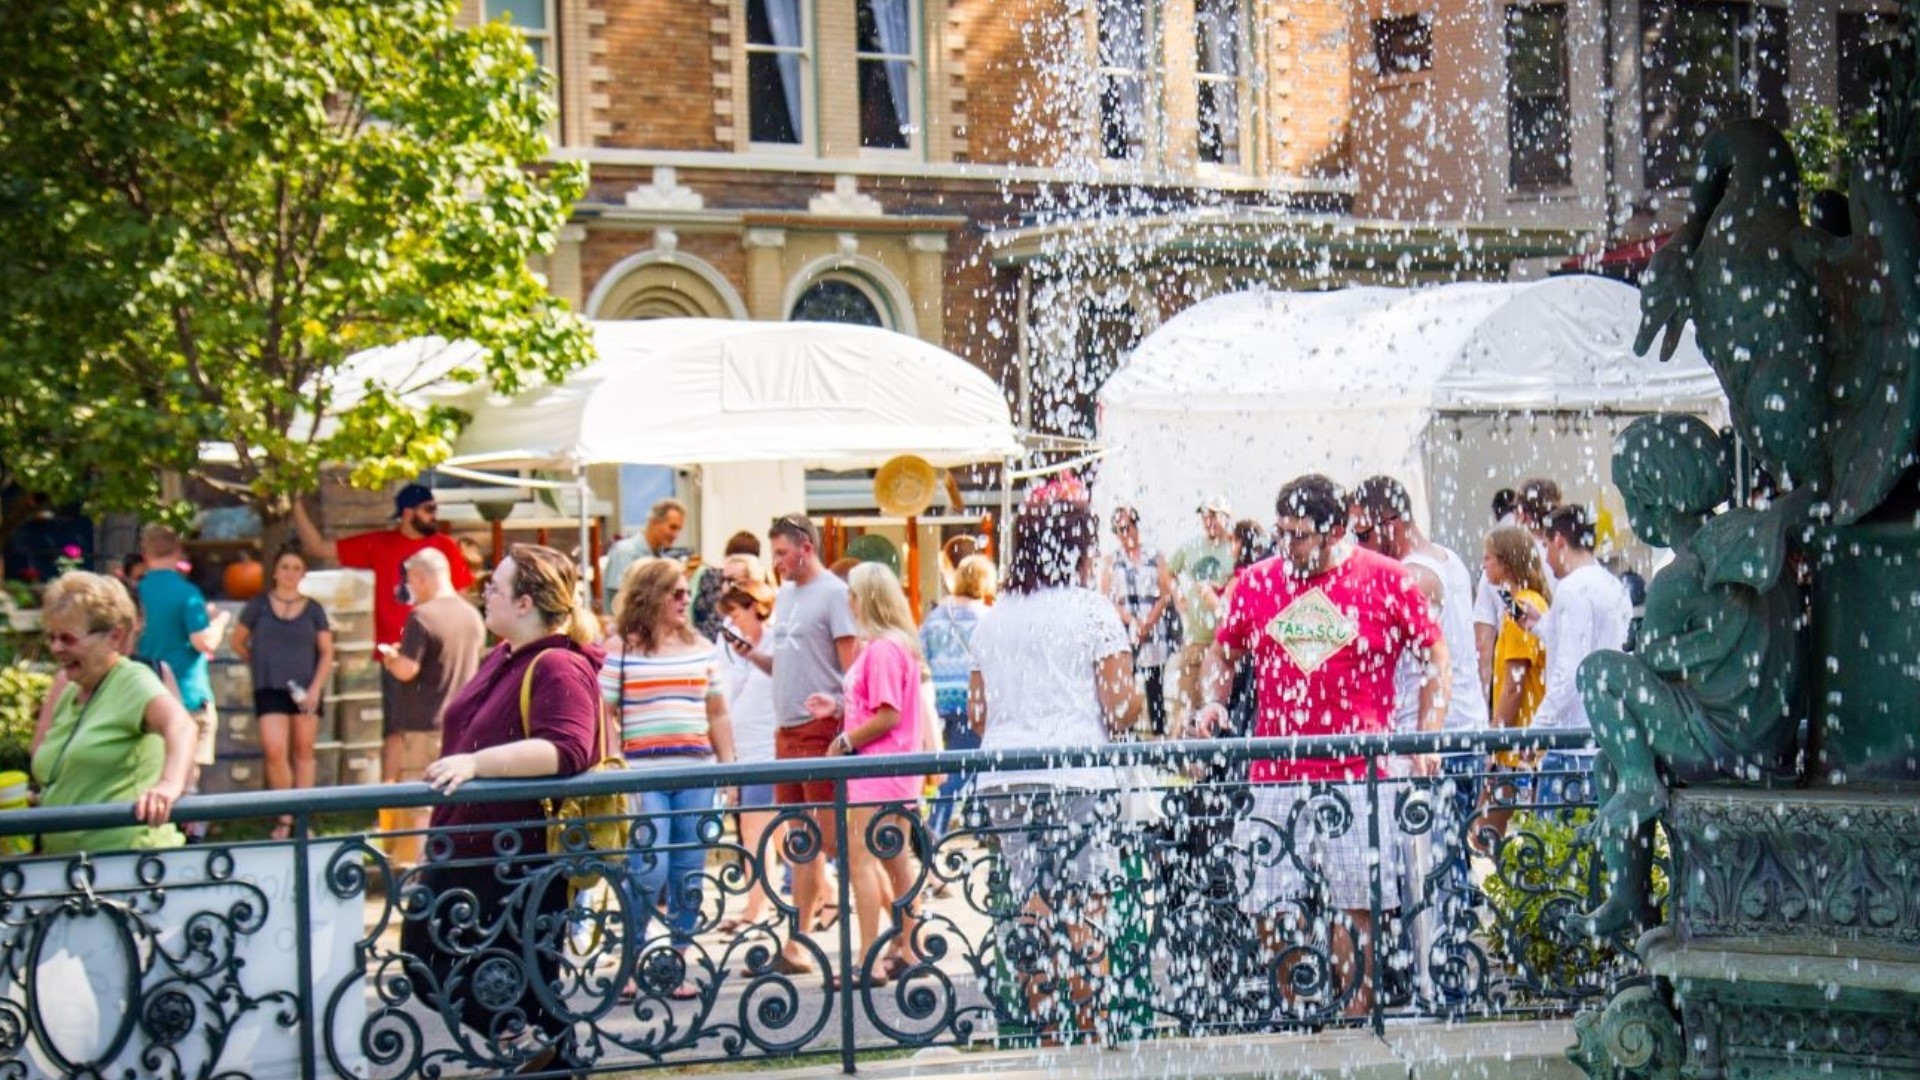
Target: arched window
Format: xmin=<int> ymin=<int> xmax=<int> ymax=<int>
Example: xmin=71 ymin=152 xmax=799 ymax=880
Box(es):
xmin=789 ymin=277 xmax=885 ymax=326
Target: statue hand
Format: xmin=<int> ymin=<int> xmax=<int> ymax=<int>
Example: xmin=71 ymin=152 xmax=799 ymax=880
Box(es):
xmin=1634 ymin=248 xmax=1692 ymax=360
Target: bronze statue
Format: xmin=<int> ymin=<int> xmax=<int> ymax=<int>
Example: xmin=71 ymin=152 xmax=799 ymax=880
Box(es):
xmin=1570 ymin=416 xmax=1806 ymax=938
xmin=1636 ymin=115 xmax=1920 ymax=524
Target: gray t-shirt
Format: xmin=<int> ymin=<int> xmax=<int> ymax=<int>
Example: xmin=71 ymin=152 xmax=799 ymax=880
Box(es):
xmin=768 ymin=572 xmax=858 ymax=727
xmin=386 ymin=594 xmax=487 ymax=734
xmin=238 ymin=594 xmax=331 ymax=694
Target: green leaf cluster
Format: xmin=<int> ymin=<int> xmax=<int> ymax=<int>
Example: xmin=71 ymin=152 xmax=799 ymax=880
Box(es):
xmin=0 ymin=0 xmax=592 ymax=522
xmin=0 ymin=663 xmax=52 ymax=773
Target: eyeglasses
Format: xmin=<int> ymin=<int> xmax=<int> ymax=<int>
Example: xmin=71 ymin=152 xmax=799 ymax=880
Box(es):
xmin=1350 ymin=514 xmax=1397 ymax=542
xmin=47 ymin=629 xmax=107 ymax=648
xmin=670 ymin=587 xmax=691 ymax=600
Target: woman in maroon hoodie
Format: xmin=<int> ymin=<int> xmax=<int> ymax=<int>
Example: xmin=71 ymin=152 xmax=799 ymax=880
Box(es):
xmin=404 ymin=543 xmax=605 ymax=1074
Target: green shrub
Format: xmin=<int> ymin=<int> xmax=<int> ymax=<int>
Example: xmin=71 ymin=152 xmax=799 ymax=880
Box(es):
xmin=1480 ymin=809 xmax=1667 ymax=1002
xmin=0 ymin=663 xmax=53 ymax=773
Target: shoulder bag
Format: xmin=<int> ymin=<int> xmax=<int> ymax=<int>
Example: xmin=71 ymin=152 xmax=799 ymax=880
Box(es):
xmin=519 ymin=649 xmax=628 ymax=888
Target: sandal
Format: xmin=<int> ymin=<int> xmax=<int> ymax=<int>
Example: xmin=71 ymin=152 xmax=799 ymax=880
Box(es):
xmin=877 ymin=955 xmax=912 ymax=982
xmin=827 ymin=971 xmax=887 ymax=992
xmin=714 ymin=917 xmax=749 ymax=935
xmin=668 ymin=982 xmax=702 ymax=1001
xmin=812 ymin=903 xmax=841 ymax=932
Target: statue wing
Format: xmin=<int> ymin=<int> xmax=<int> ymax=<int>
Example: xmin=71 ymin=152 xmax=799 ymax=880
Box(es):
xmin=1693 ymin=507 xmax=1790 ymax=591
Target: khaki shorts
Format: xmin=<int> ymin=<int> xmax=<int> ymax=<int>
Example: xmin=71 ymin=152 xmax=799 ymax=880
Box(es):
xmin=191 ymin=701 xmax=218 ymax=767
xmin=383 ymin=731 xmax=439 ymax=783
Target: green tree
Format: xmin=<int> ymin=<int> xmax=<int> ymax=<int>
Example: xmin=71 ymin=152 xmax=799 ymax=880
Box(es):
xmin=0 ymin=0 xmax=591 ymax=533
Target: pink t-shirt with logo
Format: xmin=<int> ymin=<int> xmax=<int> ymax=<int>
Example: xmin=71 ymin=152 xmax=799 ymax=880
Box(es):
xmin=842 ymin=636 xmax=923 ymax=805
xmin=1217 ymin=547 xmax=1441 ymax=783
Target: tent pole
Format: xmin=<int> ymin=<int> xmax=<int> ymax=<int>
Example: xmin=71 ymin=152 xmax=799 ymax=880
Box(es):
xmin=999 ymin=456 xmax=1013 ymax=562
xmin=576 ymin=469 xmax=594 ymax=611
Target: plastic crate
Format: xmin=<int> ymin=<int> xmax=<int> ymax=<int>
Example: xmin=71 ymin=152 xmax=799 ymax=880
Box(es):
xmin=215 ymin=709 xmax=264 ymax=757
xmin=208 ymin=660 xmax=253 ymax=712
xmin=200 ymin=755 xmax=265 ymax=796
xmin=300 ymin=569 xmax=375 ymax=613
xmin=312 ymin=741 xmax=343 ymax=788
xmin=332 ymin=696 xmax=384 ymax=745
xmin=338 ymin=741 xmax=383 ymax=789
xmin=327 ymin=607 xmax=374 ymax=648
xmin=333 ymin=648 xmax=381 ymax=696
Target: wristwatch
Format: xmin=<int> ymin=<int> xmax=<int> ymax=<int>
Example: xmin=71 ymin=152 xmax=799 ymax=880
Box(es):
xmin=832 ymin=734 xmax=854 ymax=754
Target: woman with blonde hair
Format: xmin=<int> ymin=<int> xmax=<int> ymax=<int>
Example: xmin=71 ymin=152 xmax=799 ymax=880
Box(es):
xmin=604 ymin=557 xmax=737 ymax=1001
xmin=31 ymin=572 xmax=199 ymax=853
xmin=813 ymin=562 xmax=924 ymax=988
xmin=1479 ymin=524 xmax=1553 ymax=844
xmin=408 ymin=543 xmax=605 ymax=1075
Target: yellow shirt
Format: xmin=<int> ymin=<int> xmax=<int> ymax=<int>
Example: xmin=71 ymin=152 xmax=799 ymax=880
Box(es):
xmin=1490 ymin=588 xmax=1547 ymax=769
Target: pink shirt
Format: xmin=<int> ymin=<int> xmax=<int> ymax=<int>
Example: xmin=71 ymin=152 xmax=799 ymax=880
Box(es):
xmin=1218 ymin=548 xmax=1441 ymax=784
xmin=842 ymin=637 xmax=923 ymax=805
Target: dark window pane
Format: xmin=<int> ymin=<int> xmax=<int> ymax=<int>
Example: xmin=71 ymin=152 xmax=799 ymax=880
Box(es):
xmin=1099 ymin=0 xmax=1147 ymax=71
xmin=859 ymin=58 xmax=910 ymax=148
xmin=791 ymin=280 xmax=884 ymax=326
xmin=1101 ymin=74 xmax=1145 ymax=160
xmin=748 ymin=52 xmax=800 ymax=144
xmin=1750 ymin=4 xmax=1789 ymax=129
xmin=1838 ymin=11 xmax=1900 ymax=121
xmin=1506 ymin=4 xmax=1571 ymax=187
xmin=856 ymin=0 xmax=884 ymax=54
xmin=1197 ymin=80 xmax=1240 ymax=165
xmin=1642 ymin=1 xmax=1746 ymax=189
xmin=747 ymin=0 xmax=776 ymax=47
xmin=1372 ymin=14 xmax=1433 ymax=75
xmin=1196 ymin=0 xmax=1240 ymax=76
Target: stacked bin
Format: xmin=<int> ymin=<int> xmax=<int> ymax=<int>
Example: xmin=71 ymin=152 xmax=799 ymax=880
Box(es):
xmin=304 ymin=570 xmax=381 ymax=787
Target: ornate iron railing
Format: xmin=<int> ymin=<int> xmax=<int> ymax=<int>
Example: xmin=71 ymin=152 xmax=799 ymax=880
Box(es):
xmin=0 ymin=730 xmax=1639 ymax=1078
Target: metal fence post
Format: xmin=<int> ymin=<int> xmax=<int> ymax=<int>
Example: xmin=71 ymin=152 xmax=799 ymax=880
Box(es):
xmin=292 ymin=813 xmax=318 ymax=1080
xmin=835 ymin=780 xmax=857 ymax=1074
xmin=1366 ymin=757 xmax=1384 ymax=1039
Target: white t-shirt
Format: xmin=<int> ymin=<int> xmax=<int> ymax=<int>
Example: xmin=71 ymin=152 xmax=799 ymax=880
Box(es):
xmin=1392 ymin=546 xmax=1491 ymax=734
xmin=1534 ymin=562 xmax=1633 ymax=731
xmin=971 ymin=586 xmax=1128 ymax=791
xmin=718 ymin=637 xmax=777 ymax=764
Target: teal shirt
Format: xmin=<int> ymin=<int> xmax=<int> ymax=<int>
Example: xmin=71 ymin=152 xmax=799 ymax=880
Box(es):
xmin=30 ymin=659 xmax=185 ymax=854
xmin=137 ymin=568 xmax=213 ymax=710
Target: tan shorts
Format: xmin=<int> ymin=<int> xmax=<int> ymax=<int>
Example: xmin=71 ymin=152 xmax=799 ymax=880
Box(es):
xmin=383 ymin=731 xmax=439 ymax=783
xmin=191 ymin=701 xmax=218 ymax=767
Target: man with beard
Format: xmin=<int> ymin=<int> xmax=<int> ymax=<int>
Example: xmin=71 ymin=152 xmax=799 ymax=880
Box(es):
xmin=1190 ymin=474 xmax=1447 ymax=1021
xmin=292 ymin=484 xmax=473 ymax=724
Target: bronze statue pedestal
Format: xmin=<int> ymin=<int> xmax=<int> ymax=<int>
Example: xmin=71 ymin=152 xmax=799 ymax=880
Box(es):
xmin=1573 ymin=788 xmax=1920 ymax=1078
xmin=1810 ymin=520 xmax=1920 ymax=786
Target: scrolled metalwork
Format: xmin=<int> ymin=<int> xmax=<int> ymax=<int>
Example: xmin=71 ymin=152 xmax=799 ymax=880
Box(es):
xmin=0 ymin=729 xmax=1629 ymax=1076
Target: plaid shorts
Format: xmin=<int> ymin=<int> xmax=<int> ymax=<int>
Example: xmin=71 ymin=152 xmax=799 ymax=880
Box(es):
xmin=1234 ymin=781 xmax=1401 ymax=913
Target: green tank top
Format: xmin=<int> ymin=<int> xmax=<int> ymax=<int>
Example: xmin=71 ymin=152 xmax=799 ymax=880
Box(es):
xmin=30 ymin=659 xmax=185 ymax=854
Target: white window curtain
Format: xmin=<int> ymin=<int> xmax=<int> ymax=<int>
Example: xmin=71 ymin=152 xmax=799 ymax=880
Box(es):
xmin=764 ymin=0 xmax=804 ymax=142
xmin=869 ymin=0 xmax=913 ymax=136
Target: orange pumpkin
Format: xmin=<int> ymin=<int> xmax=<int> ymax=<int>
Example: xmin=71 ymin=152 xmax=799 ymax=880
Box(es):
xmin=223 ymin=555 xmax=265 ymax=600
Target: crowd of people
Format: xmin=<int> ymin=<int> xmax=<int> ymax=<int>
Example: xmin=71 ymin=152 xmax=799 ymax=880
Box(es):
xmin=15 ymin=465 xmax=1640 ymax=1054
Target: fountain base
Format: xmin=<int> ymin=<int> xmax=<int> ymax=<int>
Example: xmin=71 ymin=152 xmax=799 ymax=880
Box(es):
xmin=1573 ymin=787 xmax=1920 ymax=1078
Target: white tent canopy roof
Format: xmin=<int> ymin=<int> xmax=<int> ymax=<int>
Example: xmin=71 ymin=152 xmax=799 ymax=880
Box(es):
xmin=1102 ymin=275 xmax=1721 ymax=414
xmin=1095 ymin=275 xmax=1726 ymax=557
xmin=433 ymin=319 xmax=1020 ymax=471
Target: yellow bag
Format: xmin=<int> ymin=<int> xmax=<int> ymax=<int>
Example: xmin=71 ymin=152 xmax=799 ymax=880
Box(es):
xmin=519 ymin=652 xmax=628 ymax=886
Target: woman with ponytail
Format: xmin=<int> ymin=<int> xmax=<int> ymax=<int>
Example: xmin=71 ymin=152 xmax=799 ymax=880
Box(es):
xmin=406 ymin=544 xmax=606 ymax=1075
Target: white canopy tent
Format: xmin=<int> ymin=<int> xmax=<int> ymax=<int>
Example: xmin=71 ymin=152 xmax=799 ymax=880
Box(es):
xmin=429 ymin=319 xmax=1021 ymax=563
xmin=1095 ymin=275 xmax=1726 ymax=561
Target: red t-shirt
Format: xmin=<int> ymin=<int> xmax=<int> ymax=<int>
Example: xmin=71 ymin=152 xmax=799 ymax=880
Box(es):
xmin=335 ymin=529 xmax=473 ymax=645
xmin=1217 ymin=547 xmax=1441 ymax=783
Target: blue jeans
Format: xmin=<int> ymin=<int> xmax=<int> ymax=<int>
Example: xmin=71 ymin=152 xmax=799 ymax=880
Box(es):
xmin=629 ymin=786 xmax=716 ymax=946
xmin=925 ymin=716 xmax=979 ymax=841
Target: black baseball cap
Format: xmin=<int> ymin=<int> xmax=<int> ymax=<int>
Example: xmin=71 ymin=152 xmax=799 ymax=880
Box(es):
xmin=392 ymin=483 xmax=435 ymax=517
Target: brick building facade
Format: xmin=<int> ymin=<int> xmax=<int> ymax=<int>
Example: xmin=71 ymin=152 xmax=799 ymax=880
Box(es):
xmin=465 ymin=0 xmax=1899 ymax=444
